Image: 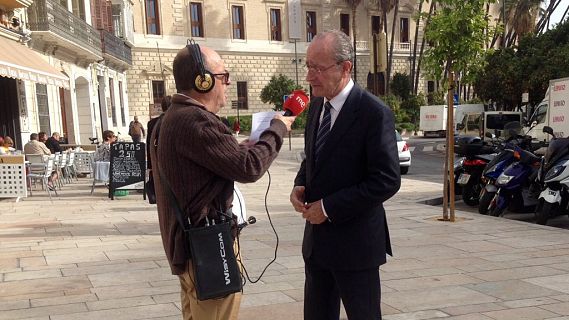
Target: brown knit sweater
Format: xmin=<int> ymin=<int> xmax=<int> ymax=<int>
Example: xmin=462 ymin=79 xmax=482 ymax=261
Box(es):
xmin=150 ymin=95 xmax=287 ymax=275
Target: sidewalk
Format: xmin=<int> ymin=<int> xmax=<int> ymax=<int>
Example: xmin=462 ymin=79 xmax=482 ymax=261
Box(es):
xmin=0 ymin=137 xmax=568 ymax=320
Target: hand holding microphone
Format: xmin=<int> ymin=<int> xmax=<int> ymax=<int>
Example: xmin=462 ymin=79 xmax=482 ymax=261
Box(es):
xmin=274 ymin=90 xmax=309 ymax=131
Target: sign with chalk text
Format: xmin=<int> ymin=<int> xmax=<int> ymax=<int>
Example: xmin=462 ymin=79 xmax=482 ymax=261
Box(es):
xmin=109 ymin=142 xmax=146 ymax=200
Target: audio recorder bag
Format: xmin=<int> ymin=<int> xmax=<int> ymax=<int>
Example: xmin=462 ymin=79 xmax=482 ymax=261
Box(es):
xmin=154 ymin=118 xmax=242 ymax=301
xmin=158 ymin=169 xmax=242 ymax=300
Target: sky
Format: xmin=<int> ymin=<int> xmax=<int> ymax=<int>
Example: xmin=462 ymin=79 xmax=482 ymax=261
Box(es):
xmin=546 ymin=0 xmax=568 ymax=27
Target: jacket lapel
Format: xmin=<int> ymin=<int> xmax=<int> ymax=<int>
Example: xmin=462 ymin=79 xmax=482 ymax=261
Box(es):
xmin=312 ymin=84 xmax=362 ymax=177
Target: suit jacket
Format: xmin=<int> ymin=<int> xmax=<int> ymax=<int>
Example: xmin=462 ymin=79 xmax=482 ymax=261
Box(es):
xmin=294 ymin=83 xmax=401 ymax=270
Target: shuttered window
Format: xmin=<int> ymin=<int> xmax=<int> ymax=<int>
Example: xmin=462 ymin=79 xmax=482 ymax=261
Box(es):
xmin=152 ymin=81 xmax=165 ymax=108
xmin=340 ymin=14 xmax=349 ymax=36
xmin=232 ymin=5 xmax=244 ymax=40
xmin=236 ymin=82 xmax=248 ymax=110
xmin=190 ymin=2 xmax=203 ymax=37
xmin=91 ymin=0 xmax=113 ymax=32
xmin=400 ymin=17 xmax=409 ymax=43
xmin=119 ymin=81 xmax=126 ymax=126
xmin=270 ymin=9 xmax=281 ymax=41
xmin=109 ymin=78 xmax=117 ymax=127
xmin=145 ymin=0 xmax=161 ymax=35
xmin=36 ymin=84 xmax=51 ymax=135
xmin=306 ymin=11 xmax=316 ymax=42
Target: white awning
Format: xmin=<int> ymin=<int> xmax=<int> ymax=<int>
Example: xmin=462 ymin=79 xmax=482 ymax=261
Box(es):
xmin=0 ymin=37 xmax=70 ymax=89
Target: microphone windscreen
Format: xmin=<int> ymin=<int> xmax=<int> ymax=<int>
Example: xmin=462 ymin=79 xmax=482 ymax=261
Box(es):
xmin=283 ymin=90 xmax=309 ymax=116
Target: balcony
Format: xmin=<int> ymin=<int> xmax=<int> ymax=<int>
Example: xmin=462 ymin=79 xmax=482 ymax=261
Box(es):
xmin=100 ymin=30 xmax=132 ymax=69
xmin=27 ymin=0 xmax=102 ymax=63
xmin=0 ymin=0 xmax=32 ymax=9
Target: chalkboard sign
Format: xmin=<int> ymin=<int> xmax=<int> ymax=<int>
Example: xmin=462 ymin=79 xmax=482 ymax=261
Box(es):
xmin=109 ymin=142 xmax=146 ymax=200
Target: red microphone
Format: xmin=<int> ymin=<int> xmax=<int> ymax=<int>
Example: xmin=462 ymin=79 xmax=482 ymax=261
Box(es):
xmin=283 ymin=90 xmax=309 ymax=116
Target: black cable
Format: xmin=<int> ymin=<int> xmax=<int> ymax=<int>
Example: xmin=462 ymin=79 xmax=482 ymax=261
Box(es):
xmin=235 ymin=170 xmax=279 ymax=284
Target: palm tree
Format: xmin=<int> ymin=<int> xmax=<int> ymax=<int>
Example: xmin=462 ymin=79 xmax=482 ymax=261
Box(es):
xmin=505 ymin=0 xmax=543 ymax=46
xmin=413 ymin=0 xmax=436 ymax=95
xmin=344 ymin=0 xmax=362 ymax=82
xmin=380 ymin=0 xmax=396 ymax=94
xmin=410 ymin=0 xmax=425 ymax=94
xmin=386 ymin=0 xmax=400 ymax=95
xmin=535 ymin=0 xmax=564 ymax=33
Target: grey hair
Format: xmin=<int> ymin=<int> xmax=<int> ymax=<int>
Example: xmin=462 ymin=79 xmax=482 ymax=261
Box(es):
xmin=313 ymin=30 xmax=354 ymax=64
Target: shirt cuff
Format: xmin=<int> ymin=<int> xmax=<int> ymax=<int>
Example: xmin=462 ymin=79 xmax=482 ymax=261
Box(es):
xmin=321 ymin=199 xmax=331 ymax=222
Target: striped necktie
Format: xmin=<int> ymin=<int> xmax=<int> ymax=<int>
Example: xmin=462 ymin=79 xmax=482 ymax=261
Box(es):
xmin=315 ymin=102 xmax=332 ymax=158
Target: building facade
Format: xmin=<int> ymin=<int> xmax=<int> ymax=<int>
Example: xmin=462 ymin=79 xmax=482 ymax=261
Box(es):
xmin=0 ymin=0 xmax=133 ymax=148
xmin=128 ymin=0 xmax=433 ymax=122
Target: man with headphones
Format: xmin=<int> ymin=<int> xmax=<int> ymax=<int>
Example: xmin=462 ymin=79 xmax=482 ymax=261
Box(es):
xmin=150 ymin=41 xmax=296 ymax=320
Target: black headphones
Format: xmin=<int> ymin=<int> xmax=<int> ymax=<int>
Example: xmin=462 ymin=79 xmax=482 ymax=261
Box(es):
xmin=187 ymin=39 xmax=215 ymax=93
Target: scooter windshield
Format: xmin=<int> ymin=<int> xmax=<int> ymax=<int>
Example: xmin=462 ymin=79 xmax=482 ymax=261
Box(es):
xmin=545 ymin=138 xmax=569 ymax=166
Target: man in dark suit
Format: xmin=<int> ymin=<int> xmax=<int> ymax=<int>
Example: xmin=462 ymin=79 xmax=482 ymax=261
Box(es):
xmin=290 ymin=30 xmax=401 ymax=320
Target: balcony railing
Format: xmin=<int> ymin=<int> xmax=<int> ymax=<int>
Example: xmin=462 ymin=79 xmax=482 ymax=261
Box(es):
xmin=27 ymin=0 xmax=102 ymax=57
xmin=100 ymin=30 xmax=132 ymax=65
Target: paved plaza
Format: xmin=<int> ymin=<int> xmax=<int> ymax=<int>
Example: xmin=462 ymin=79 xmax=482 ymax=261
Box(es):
xmin=1 ymin=137 xmax=569 ymax=319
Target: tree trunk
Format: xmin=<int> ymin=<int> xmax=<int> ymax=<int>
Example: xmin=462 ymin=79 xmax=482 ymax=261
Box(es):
xmin=413 ymin=1 xmax=435 ymax=94
xmin=411 ymin=0 xmax=424 ymax=95
xmin=386 ymin=0 xmax=400 ymax=96
xmin=535 ymin=0 xmax=560 ymax=34
xmin=352 ymin=6 xmax=357 ymax=83
xmin=490 ymin=9 xmax=504 ymax=48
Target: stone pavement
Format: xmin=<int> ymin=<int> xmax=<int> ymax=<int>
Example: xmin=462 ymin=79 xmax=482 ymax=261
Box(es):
xmin=1 ymin=137 xmax=569 ymax=320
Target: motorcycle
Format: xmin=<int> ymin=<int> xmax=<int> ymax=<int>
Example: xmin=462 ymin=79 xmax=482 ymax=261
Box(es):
xmin=478 ymin=133 xmax=533 ymax=215
xmin=534 ymin=126 xmax=569 ymax=225
xmin=455 ymin=136 xmax=496 ymax=206
xmin=488 ymin=146 xmax=542 ymax=217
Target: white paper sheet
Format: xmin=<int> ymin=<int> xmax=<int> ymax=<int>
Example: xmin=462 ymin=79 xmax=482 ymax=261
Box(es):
xmin=250 ymin=111 xmax=280 ymax=142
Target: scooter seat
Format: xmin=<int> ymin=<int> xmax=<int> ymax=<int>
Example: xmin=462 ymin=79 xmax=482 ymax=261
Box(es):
xmin=477 ymin=154 xmax=496 ymax=162
xmin=517 ymin=149 xmax=542 ymax=165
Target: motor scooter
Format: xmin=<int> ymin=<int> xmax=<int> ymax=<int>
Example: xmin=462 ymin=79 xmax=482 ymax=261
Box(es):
xmin=488 ymin=146 xmax=541 ymax=217
xmin=455 ymin=136 xmax=496 ymax=206
xmin=478 ymin=133 xmax=533 ymax=214
xmin=534 ymin=126 xmax=569 ymax=225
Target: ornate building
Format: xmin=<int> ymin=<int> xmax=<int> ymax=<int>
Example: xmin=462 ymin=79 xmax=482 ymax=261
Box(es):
xmin=127 ymin=0 xmax=433 ymax=121
xmin=0 ymin=0 xmax=133 ymax=147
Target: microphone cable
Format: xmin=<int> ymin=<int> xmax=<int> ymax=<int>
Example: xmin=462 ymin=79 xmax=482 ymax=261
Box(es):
xmin=234 ymin=169 xmax=280 ymax=284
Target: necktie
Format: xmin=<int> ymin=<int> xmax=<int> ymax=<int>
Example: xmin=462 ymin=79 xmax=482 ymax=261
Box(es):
xmin=315 ymin=102 xmax=332 ymax=158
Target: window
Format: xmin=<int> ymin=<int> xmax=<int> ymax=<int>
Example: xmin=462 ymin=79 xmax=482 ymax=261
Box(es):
xmin=232 ymin=5 xmax=245 ymax=39
xmin=306 ymin=11 xmax=316 ymax=42
xmin=119 ymin=81 xmax=126 ymax=126
xmin=92 ymin=0 xmax=113 ymax=32
xmin=466 ymin=114 xmax=481 ymax=131
xmin=236 ymin=82 xmax=248 ymax=110
xmin=340 ymin=13 xmax=349 ymax=36
xmin=400 ymin=17 xmax=409 ymax=43
xmin=428 ymin=81 xmax=435 ymax=93
xmin=270 ymin=8 xmax=282 ymax=41
xmin=427 ymin=81 xmax=435 ymax=104
xmin=190 ymin=2 xmax=203 ymax=37
xmin=109 ymin=78 xmax=117 ymax=127
xmin=152 ymin=81 xmax=165 ymax=109
xmin=532 ymin=104 xmax=548 ymax=124
xmin=72 ymin=0 xmax=86 ymax=21
xmin=372 ymin=15 xmax=381 ymax=35
xmin=145 ymin=0 xmax=160 ymax=35
xmin=112 ymin=4 xmax=123 ymax=37
xmin=36 ymin=84 xmax=51 ymax=134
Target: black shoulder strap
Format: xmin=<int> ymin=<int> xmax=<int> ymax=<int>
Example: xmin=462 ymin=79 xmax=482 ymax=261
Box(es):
xmin=153 ymin=115 xmax=191 ymax=231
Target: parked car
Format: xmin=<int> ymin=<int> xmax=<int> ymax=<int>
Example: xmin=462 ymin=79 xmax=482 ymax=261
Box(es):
xmin=396 ymin=130 xmax=411 ymax=174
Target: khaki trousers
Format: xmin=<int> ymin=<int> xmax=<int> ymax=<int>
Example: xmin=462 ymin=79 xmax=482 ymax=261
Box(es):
xmin=178 ymin=252 xmax=242 ymax=320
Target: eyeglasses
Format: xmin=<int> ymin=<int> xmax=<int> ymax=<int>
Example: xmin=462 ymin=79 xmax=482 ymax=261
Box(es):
xmin=212 ymin=72 xmax=230 ymax=84
xmin=303 ymin=62 xmax=342 ymax=74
